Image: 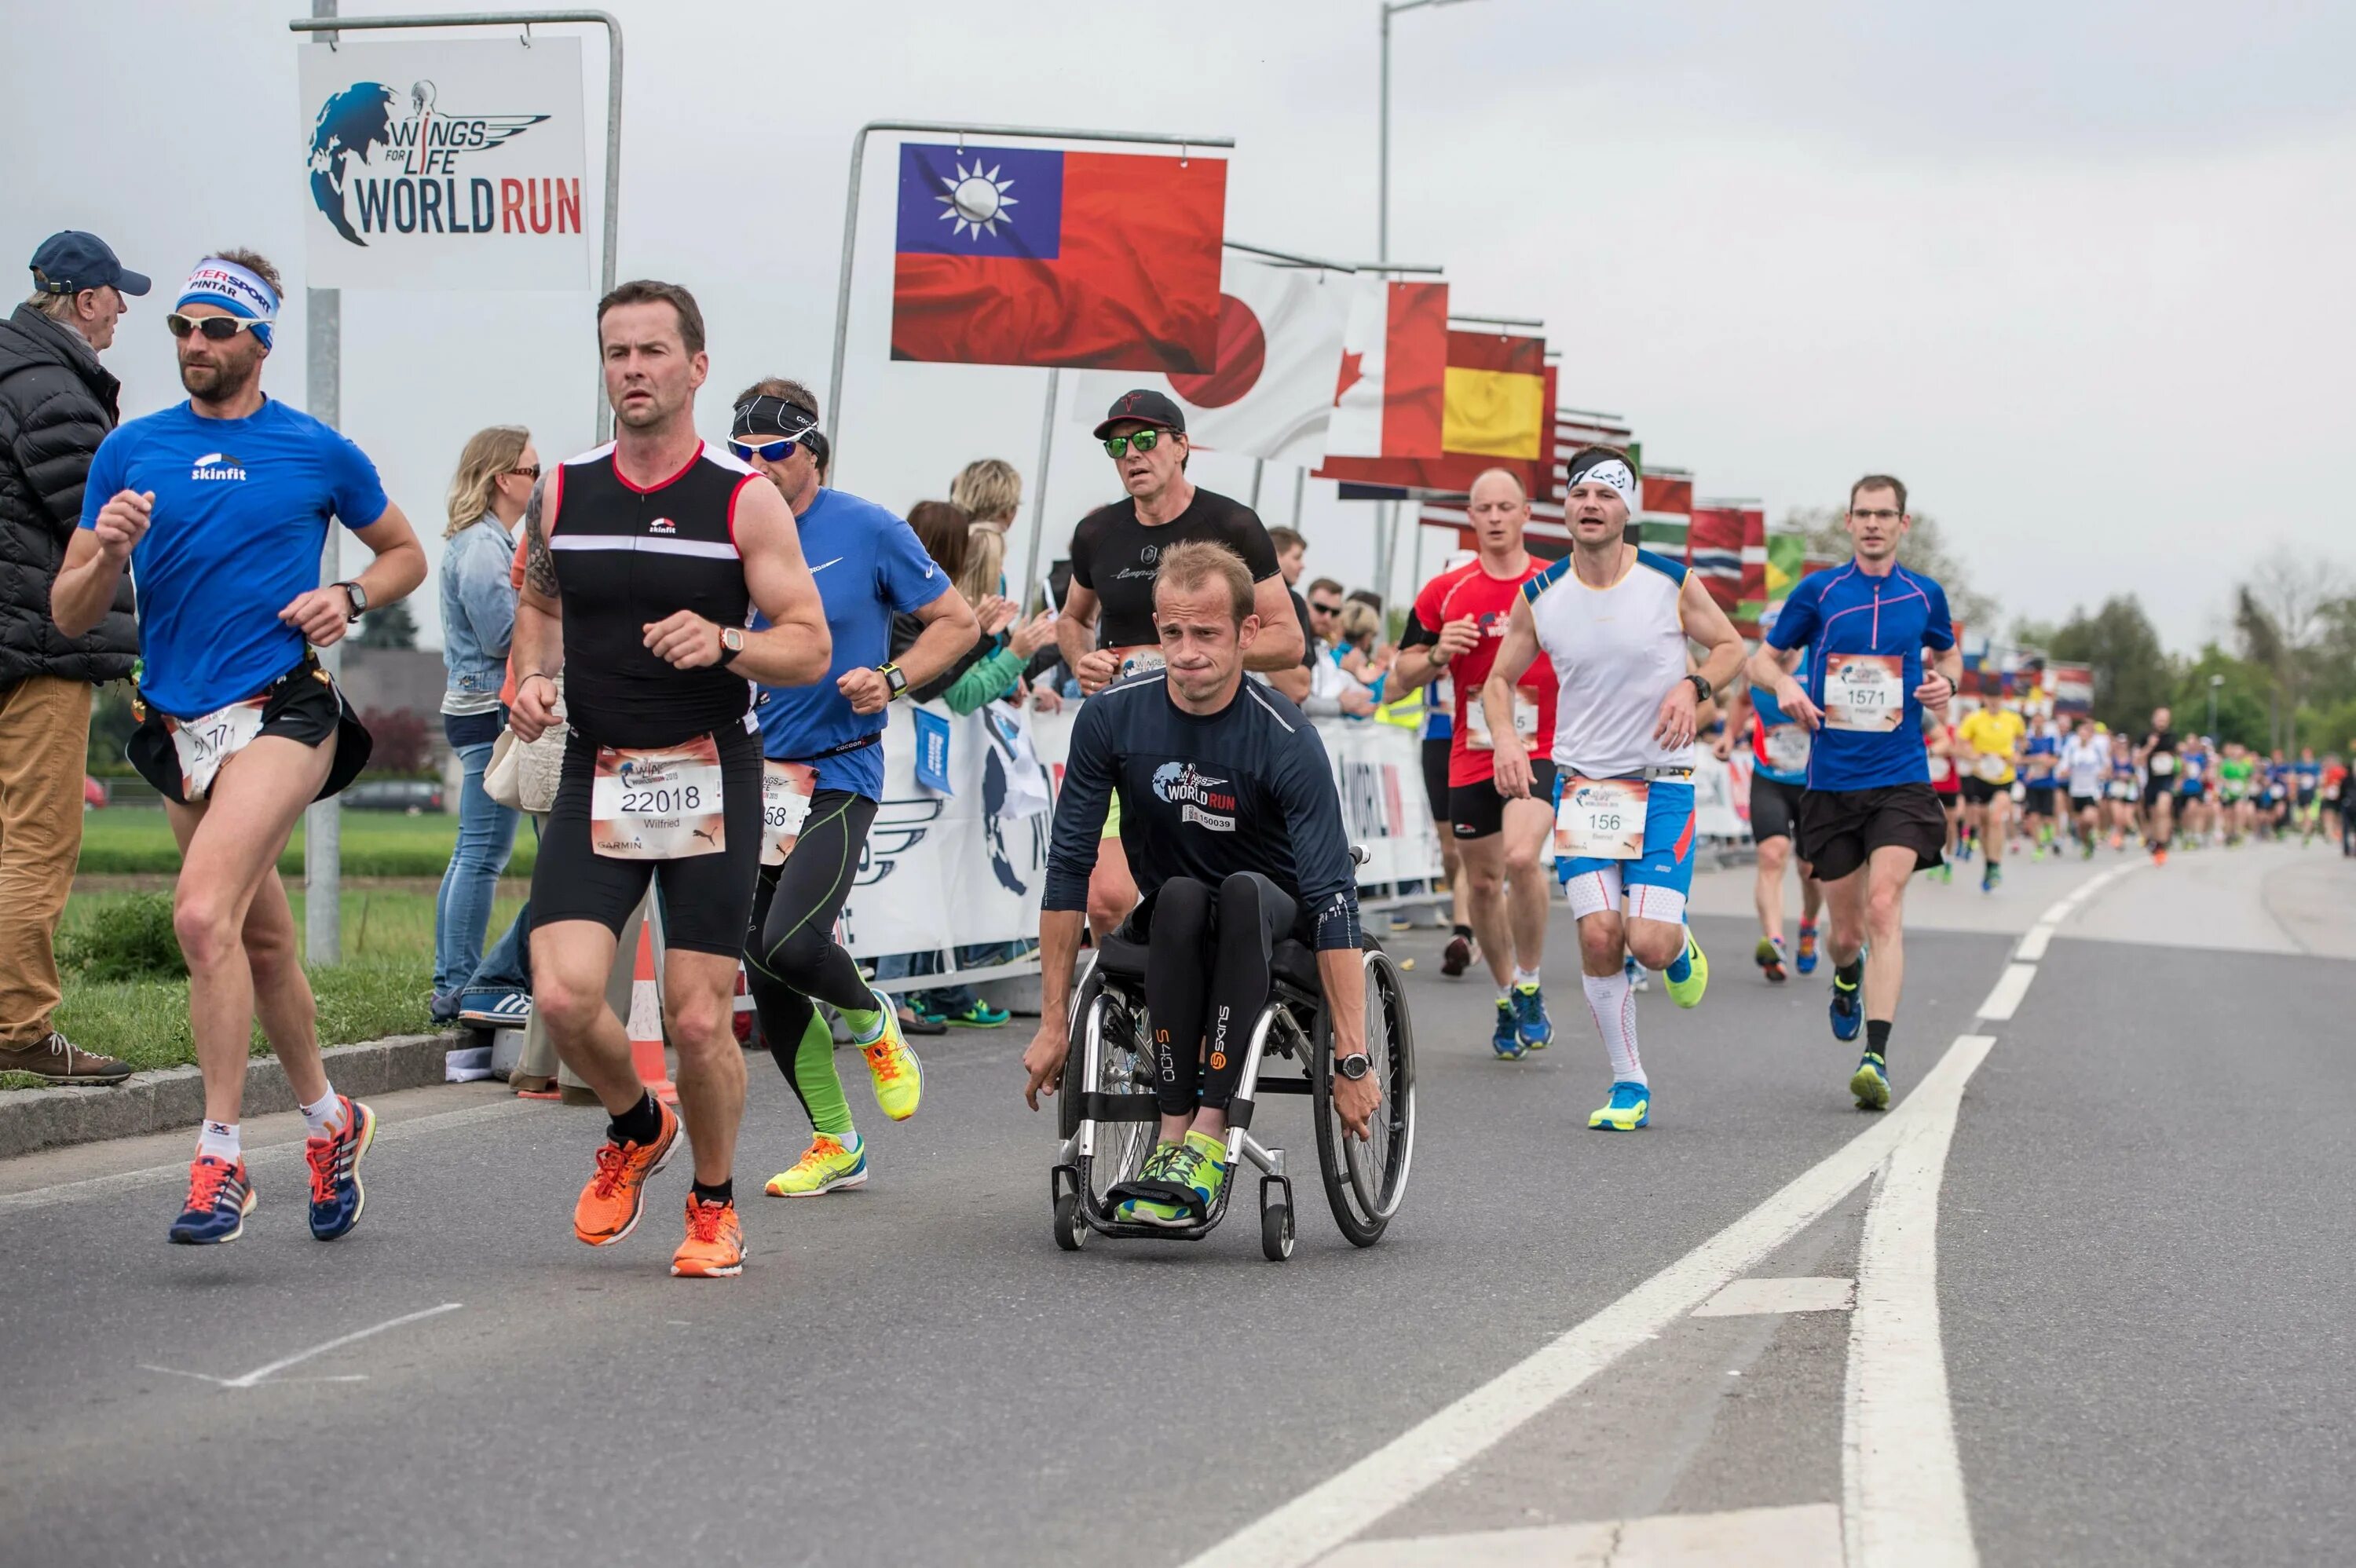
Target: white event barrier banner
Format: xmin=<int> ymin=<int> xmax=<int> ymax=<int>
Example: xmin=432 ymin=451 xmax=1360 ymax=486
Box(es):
xmin=298 ymin=37 xmax=591 ymax=291
xmin=834 ymin=700 xmax=1447 ymax=961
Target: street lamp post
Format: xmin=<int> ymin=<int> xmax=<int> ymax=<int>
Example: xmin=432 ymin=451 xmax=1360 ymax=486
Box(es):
xmin=2209 ymin=673 xmax=2225 ymax=736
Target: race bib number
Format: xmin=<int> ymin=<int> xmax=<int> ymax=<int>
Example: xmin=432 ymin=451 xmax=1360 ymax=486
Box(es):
xmin=168 ymin=697 xmax=269 ymax=802
xmin=1822 ymin=653 xmax=1904 ymax=732
xmin=2149 ymin=750 xmax=2175 ymax=776
xmin=1762 ymin=723 xmax=1810 ymax=773
xmin=1465 ymin=689 xmax=1540 ymax=751
xmin=1114 ymin=645 xmax=1166 ymax=681
xmin=591 ymin=734 xmax=725 ymax=860
xmin=1554 ymin=777 xmax=1648 ymax=860
xmin=760 ymin=760 xmax=817 ymax=867
xmin=1975 ymin=752 xmax=2010 ymax=783
xmin=1928 ymin=753 xmax=1954 ymax=784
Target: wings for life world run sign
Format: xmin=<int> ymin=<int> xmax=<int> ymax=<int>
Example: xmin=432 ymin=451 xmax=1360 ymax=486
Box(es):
xmin=298 ymin=37 xmax=590 ymax=291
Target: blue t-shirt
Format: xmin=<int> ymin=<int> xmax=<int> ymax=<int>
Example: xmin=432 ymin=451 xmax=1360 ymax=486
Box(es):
xmin=1766 ymin=561 xmax=1955 ymax=792
xmin=79 ymin=398 xmax=389 ymax=717
xmin=1748 ymin=651 xmax=1813 ymax=788
xmin=2024 ymin=731 xmax=2060 ymax=781
xmin=751 ymin=488 xmax=949 ymax=799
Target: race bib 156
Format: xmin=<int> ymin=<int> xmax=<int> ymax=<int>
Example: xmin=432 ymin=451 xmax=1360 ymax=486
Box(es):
xmin=1554 ymin=777 xmax=1648 ymax=860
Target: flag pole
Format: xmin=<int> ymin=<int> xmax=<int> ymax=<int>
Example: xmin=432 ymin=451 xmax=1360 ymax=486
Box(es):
xmin=1249 ymin=459 xmax=1264 ymax=510
xmin=1291 ymin=466 xmax=1305 ymax=528
xmin=1021 ymin=369 xmax=1059 ymax=616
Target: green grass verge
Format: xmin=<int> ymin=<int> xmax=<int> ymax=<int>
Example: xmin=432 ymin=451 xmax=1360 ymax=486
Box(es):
xmin=75 ymin=808 xmax=537 ymax=879
xmin=10 ymin=888 xmax=524 ymax=1081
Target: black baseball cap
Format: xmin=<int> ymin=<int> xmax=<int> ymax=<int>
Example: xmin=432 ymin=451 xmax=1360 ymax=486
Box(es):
xmin=1092 ymin=389 xmax=1186 ymax=441
xmin=29 ymin=232 xmax=149 ymax=298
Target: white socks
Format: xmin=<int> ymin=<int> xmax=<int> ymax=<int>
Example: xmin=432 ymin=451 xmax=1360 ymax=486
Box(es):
xmin=196 ymin=1120 xmax=240 ymax=1161
xmin=1582 ymin=970 xmax=1646 ymax=1086
xmin=1512 ymin=966 xmax=1541 ymax=989
xmin=300 ymin=1087 xmax=346 ymax=1139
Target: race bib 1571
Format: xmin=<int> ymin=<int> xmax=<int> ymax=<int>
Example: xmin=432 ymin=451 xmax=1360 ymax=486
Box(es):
xmin=1823 ymin=653 xmax=1904 ymax=733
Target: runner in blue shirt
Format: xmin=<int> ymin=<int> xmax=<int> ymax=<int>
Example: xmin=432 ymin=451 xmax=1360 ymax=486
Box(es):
xmin=726 ymin=378 xmax=979 ymax=1201
xmin=51 ymin=250 xmax=426 ymax=1248
xmin=1718 ymin=611 xmax=1824 ymax=983
xmin=1745 ymin=473 xmax=1959 ymax=1112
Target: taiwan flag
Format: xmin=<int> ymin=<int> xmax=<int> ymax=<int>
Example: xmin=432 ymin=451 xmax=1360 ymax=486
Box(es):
xmin=890 ymin=143 xmax=1227 ymax=373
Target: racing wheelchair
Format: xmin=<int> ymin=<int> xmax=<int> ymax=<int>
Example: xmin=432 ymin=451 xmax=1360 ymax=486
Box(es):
xmin=1047 ymin=915 xmax=1416 ymax=1261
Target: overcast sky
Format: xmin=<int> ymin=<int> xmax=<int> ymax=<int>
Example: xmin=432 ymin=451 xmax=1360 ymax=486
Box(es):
xmin=8 ymin=0 xmax=2350 ymax=655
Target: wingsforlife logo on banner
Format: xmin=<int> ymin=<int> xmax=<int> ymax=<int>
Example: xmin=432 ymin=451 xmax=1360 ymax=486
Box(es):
xmin=298 ymin=37 xmax=590 ymax=291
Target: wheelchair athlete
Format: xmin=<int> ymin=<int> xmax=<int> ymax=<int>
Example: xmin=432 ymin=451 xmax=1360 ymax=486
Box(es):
xmin=1023 ymin=540 xmax=1378 ymax=1226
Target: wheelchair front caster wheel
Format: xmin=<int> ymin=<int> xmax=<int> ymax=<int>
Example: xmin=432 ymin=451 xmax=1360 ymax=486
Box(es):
xmin=1260 ymin=1201 xmax=1294 ymax=1262
xmin=1053 ymin=1190 xmax=1087 ymax=1252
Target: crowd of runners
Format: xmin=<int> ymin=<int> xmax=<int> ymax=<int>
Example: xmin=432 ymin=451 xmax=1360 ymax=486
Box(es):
xmin=48 ymin=250 xmax=2351 ymax=1277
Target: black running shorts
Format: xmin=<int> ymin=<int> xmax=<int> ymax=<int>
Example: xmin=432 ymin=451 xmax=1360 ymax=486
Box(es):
xmin=1421 ymin=735 xmax=1451 ymax=825
xmin=532 ymin=721 xmax=764 ymax=956
xmin=127 ymin=655 xmax=373 ymax=806
xmin=1749 ymin=773 xmax=1806 ymax=843
xmin=1451 ymin=760 xmax=1555 ymax=840
xmin=1795 ymin=782 xmax=1948 ymax=882
xmin=1959 ymin=775 xmax=2006 ymax=806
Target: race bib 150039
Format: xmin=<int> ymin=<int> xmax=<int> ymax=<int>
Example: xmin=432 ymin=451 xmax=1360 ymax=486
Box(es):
xmin=1464 ymin=689 xmax=1540 ymax=751
xmin=1554 ymin=777 xmax=1649 ymax=860
xmin=591 ymin=733 xmax=725 ymax=860
xmin=760 ymin=760 xmax=817 ymax=867
xmin=1822 ymin=653 xmax=1904 ymax=733
xmin=1762 ymin=722 xmax=1811 ymax=773
xmin=168 ymin=696 xmax=269 ymax=802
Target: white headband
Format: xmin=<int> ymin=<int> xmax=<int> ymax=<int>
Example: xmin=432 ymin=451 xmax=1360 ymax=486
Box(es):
xmin=1569 ymin=457 xmax=1637 ymax=513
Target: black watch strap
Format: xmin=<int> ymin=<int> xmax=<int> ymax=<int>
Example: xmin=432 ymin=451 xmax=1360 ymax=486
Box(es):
xmin=1688 ymin=673 xmax=1713 ymax=706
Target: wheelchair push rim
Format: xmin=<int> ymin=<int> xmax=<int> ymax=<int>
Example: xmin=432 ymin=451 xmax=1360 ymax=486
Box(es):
xmin=1312 ymin=946 xmax=1416 ymax=1245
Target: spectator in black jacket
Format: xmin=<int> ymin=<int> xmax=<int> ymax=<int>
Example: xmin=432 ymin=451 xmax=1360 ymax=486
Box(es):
xmin=0 ymin=232 xmax=147 ymax=1084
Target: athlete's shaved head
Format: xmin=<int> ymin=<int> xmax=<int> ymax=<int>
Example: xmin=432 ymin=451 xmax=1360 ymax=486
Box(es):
xmin=1468 ymin=468 xmax=1527 ymax=505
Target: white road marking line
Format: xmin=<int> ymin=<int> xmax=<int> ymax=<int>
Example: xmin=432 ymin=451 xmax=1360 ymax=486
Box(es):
xmin=139 ymin=1301 xmax=462 ymax=1389
xmin=2039 ymin=899 xmax=2079 ymax=925
xmin=1317 ymin=1502 xmax=1842 ymax=1566
xmin=1176 ymin=1036 xmax=1994 ymax=1568
xmin=2014 ymin=924 xmax=2055 ymax=962
xmin=1843 ymin=1037 xmax=1993 ymax=1568
xmin=1692 ymin=1276 xmax=1856 ymax=1317
xmin=1974 ymin=963 xmax=2038 ymax=1022
xmin=0 ymin=1098 xmax=536 ymax=1216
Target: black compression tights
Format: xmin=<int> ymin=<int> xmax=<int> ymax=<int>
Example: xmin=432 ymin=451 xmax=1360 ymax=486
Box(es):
xmin=744 ymin=790 xmax=880 ymax=1132
xmin=1142 ymin=872 xmax=1297 ymax=1120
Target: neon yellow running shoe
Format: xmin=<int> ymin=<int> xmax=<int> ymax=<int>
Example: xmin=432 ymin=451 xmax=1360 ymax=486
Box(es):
xmin=1117 ymin=1131 xmax=1228 ymax=1228
xmin=763 ymin=1133 xmax=868 ymax=1197
xmin=1664 ymin=931 xmax=1709 ymax=1009
xmin=858 ymin=989 xmax=924 ymax=1121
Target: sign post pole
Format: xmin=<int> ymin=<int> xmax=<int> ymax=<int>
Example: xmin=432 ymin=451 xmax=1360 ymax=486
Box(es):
xmin=303 ymin=0 xmax=344 ymax=966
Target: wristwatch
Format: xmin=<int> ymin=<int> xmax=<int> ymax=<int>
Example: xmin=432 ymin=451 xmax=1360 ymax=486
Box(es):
xmin=718 ymin=626 xmax=746 ymax=667
xmin=877 ymin=662 xmax=909 ymax=700
xmin=1686 ymin=673 xmax=1713 ymax=707
xmin=1335 ymin=1051 xmax=1372 ymax=1082
xmin=337 ymin=580 xmax=368 ymax=620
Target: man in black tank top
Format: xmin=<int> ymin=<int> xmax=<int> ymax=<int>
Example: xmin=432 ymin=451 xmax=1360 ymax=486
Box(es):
xmin=507 ymin=279 xmax=830 ymax=1280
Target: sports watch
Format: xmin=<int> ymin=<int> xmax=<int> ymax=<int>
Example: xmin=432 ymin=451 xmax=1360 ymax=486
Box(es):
xmin=878 ymin=663 xmax=909 ymax=700
xmin=337 ymin=580 xmax=368 ymax=620
xmin=717 ymin=627 xmax=746 ymax=667
xmin=1335 ymin=1051 xmax=1372 ymax=1082
xmin=1686 ymin=673 xmax=1713 ymax=707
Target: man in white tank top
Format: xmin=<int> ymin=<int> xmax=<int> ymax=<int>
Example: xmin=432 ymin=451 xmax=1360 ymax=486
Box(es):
xmin=1483 ymin=448 xmax=1746 ymax=1131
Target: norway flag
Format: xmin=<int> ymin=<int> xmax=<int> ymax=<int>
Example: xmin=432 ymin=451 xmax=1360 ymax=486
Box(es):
xmin=890 ymin=143 xmax=1227 ymax=374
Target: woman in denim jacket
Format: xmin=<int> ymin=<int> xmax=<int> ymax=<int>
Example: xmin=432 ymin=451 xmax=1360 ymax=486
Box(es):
xmin=430 ymin=425 xmax=537 ymax=1022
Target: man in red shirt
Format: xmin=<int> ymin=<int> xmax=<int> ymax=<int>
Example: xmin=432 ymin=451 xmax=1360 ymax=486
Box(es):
xmin=1389 ymin=469 xmax=1559 ymax=1058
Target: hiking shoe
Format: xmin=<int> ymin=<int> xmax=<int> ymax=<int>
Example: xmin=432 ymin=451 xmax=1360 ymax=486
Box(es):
xmin=0 ymin=1030 xmax=131 ymax=1085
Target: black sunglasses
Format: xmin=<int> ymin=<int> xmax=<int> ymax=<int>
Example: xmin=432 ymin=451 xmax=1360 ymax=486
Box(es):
xmin=166 ymin=312 xmax=265 ymax=342
xmin=729 ymin=437 xmax=799 ymax=464
xmin=1309 ymin=600 xmax=1343 ymax=615
xmin=1103 ymin=428 xmax=1175 ymax=459
xmin=507 ymin=464 xmax=542 ymax=481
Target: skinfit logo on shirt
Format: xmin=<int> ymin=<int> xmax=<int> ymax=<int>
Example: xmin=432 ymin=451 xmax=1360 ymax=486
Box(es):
xmin=189 ymin=451 xmax=247 ymax=481
xmin=1152 ymin=761 xmax=1236 ymax=832
xmin=648 ymin=517 xmax=677 ymax=534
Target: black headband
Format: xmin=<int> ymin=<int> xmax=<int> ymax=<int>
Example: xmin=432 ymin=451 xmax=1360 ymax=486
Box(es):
xmin=732 ymin=393 xmax=820 ymax=441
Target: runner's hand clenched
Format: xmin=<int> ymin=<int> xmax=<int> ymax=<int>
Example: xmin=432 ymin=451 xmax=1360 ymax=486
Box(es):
xmin=1914 ymin=671 xmax=1955 ymax=712
xmin=510 ymin=673 xmax=559 ymax=742
xmin=1431 ymin=615 xmax=1480 ymax=664
xmin=643 ymin=612 xmax=723 ymax=669
xmin=837 ymin=665 xmax=891 ymax=715
xmin=1653 ymin=680 xmax=1699 ymax=750
xmin=280 ymin=585 xmax=354 ymax=648
xmin=92 ymin=490 xmax=153 ymax=561
xmin=1776 ymin=675 xmax=1824 ymax=732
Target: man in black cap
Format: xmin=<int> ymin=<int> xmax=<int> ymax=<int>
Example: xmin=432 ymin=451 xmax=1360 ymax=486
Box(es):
xmin=1055 ymin=389 xmax=1306 ymax=937
xmin=0 ymin=232 xmax=150 ymax=1084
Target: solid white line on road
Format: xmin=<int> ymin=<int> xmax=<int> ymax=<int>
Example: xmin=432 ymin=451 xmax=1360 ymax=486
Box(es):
xmin=2038 ymin=899 xmax=2079 ymax=926
xmin=1175 ymin=1038 xmax=1996 ymax=1568
xmin=0 ymin=1098 xmax=536 ymax=1218
xmin=1317 ymin=1503 xmax=1842 ymax=1566
xmin=1974 ymin=963 xmax=2038 ymax=1022
xmin=2014 ymin=925 xmax=2055 ymax=963
xmin=1692 ymin=1276 xmax=1856 ymax=1317
xmin=138 ymin=1301 xmax=463 ymax=1390
xmin=1843 ymin=1036 xmax=1993 ymax=1568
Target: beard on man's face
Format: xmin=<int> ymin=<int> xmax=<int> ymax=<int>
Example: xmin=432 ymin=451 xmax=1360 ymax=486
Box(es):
xmin=177 ymin=345 xmax=260 ymax=400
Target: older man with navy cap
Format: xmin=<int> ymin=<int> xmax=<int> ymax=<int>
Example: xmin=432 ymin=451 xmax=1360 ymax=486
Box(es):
xmin=0 ymin=231 xmax=150 ymax=1086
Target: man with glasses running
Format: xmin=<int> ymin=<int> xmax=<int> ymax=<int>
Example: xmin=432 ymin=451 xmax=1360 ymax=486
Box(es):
xmin=53 ymin=250 xmax=428 ymax=1245
xmin=726 ymin=377 xmax=978 ymax=1200
xmin=1745 ymin=474 xmax=1960 ymax=1111
xmin=1055 ymin=390 xmax=1304 ymax=938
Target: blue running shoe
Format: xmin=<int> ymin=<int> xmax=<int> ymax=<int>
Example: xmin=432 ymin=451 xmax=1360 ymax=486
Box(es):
xmin=1588 ymin=1080 xmax=1651 ymax=1131
xmin=1829 ymin=974 xmax=1864 ymax=1043
xmin=1491 ymin=998 xmax=1527 ymax=1060
xmin=169 ymin=1156 xmax=255 ymax=1245
xmin=305 ymin=1096 xmax=375 ymax=1241
xmin=1623 ymin=953 xmax=1651 ymax=993
xmin=1850 ymin=1052 xmax=1890 ymax=1110
xmin=1513 ymin=982 xmax=1553 ymax=1050
xmin=1795 ymin=923 xmax=1819 ymax=975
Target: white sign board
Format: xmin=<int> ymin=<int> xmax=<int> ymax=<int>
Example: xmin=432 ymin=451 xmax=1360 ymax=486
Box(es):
xmin=298 ymin=37 xmax=589 ymax=291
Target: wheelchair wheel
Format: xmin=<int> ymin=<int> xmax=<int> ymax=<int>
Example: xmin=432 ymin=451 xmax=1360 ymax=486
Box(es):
xmin=1052 ymin=1190 xmax=1087 ymax=1252
xmin=1312 ymin=947 xmax=1417 ymax=1246
xmin=1071 ymin=989 xmax=1162 ymax=1205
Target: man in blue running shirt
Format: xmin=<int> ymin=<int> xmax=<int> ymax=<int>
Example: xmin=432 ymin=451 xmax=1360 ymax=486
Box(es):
xmin=1746 ymin=474 xmax=1960 ymax=1112
xmin=1717 ymin=606 xmax=1824 ymax=983
xmin=53 ymin=250 xmax=427 ymax=1245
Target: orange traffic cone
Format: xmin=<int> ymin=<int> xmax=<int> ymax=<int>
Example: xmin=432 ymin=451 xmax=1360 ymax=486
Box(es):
xmin=624 ymin=918 xmax=678 ymax=1106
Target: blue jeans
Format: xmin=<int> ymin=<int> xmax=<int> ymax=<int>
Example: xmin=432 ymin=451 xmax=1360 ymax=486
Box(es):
xmin=433 ymin=736 xmax=521 ymax=1001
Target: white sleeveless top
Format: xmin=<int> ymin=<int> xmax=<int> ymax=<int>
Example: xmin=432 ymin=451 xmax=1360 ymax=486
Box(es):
xmin=1523 ymin=546 xmax=1695 ymax=779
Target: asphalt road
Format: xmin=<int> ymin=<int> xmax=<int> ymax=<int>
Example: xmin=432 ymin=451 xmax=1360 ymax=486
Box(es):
xmin=2 ymin=838 xmax=2348 ymax=1567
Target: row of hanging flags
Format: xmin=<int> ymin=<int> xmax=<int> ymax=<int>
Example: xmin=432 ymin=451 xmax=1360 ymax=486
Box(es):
xmin=885 ymin=137 xmax=1806 ymax=638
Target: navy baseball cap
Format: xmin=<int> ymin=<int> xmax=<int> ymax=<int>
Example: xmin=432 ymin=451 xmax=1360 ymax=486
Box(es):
xmin=29 ymin=232 xmax=151 ymax=298
xmin=1092 ymin=389 xmax=1186 ymax=441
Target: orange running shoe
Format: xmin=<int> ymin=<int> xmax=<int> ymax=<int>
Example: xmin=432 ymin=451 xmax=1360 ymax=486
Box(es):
xmin=572 ymin=1101 xmax=679 ymax=1247
xmin=671 ymin=1193 xmax=745 ymax=1277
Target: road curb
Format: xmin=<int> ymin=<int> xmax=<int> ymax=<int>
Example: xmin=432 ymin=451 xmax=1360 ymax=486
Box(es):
xmin=0 ymin=1033 xmax=461 ymax=1161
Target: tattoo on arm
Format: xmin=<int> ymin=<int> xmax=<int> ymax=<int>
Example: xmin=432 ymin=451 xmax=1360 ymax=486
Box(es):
xmin=522 ymin=476 xmax=558 ymax=598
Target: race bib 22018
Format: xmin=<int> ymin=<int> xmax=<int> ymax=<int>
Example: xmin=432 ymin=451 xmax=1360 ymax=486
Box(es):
xmin=591 ymin=733 xmax=725 ymax=860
